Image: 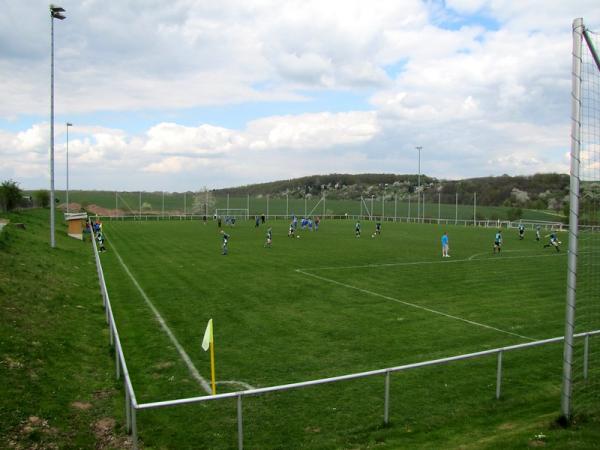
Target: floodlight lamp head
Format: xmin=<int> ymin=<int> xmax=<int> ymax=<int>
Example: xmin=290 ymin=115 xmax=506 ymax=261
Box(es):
xmin=50 ymin=4 xmax=66 ymax=19
xmin=66 ymin=122 xmax=73 ymax=127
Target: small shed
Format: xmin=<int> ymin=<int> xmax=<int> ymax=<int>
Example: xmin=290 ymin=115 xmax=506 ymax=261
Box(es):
xmin=64 ymin=212 xmax=88 ymax=240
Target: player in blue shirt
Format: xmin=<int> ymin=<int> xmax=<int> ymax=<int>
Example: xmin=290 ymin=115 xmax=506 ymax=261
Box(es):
xmin=220 ymin=230 xmax=230 ymax=255
xmin=441 ymin=232 xmax=450 ymax=258
xmin=493 ymin=230 xmax=502 ymax=254
xmin=355 ymin=221 xmax=361 ymax=238
xmin=543 ymin=232 xmax=561 ymax=252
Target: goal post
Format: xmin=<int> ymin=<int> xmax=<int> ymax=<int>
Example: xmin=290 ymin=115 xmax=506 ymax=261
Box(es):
xmin=562 ymin=18 xmax=600 ymax=420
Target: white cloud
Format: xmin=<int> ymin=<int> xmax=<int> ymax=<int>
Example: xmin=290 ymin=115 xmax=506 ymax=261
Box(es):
xmin=2 ymin=0 xmax=599 ymax=189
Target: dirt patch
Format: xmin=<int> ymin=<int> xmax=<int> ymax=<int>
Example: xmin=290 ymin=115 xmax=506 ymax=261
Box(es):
xmin=71 ymin=401 xmax=93 ymax=411
xmin=528 ymin=440 xmax=546 ymax=447
xmin=5 ymin=416 xmax=60 ymax=449
xmin=86 ymin=204 xmax=123 ymax=217
xmin=92 ymin=417 xmax=134 ymax=449
xmin=93 ymin=388 xmax=116 ymax=400
xmin=497 ymin=422 xmax=517 ymax=430
xmin=153 ymin=361 xmax=174 ymax=370
xmin=2 ymin=356 xmax=24 ymax=369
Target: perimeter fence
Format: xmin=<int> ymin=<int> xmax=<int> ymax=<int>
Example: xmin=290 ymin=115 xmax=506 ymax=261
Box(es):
xmin=81 ymin=190 xmax=567 ymax=224
xmin=89 ymin=218 xmax=599 ymax=449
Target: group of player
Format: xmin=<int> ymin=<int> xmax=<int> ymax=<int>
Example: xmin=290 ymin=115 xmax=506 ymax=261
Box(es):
xmin=492 ymin=224 xmax=561 ymax=255
xmin=354 ymin=220 xmax=381 ymax=238
xmin=217 ymin=214 xmax=563 ymax=258
xmin=91 ymin=220 xmax=106 ymax=252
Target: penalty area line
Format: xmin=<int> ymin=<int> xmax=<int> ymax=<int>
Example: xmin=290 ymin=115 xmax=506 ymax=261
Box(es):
xmin=295 ymin=269 xmax=536 ymax=342
xmin=110 ymin=241 xmax=213 ymax=394
xmin=300 ymin=251 xmax=567 ymax=271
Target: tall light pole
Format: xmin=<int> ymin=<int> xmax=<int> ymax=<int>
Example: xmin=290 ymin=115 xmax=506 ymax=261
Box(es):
xmin=416 ymin=146 xmax=422 ymax=223
xmin=50 ymin=4 xmax=66 ymax=248
xmin=65 ymin=122 xmax=72 ymax=213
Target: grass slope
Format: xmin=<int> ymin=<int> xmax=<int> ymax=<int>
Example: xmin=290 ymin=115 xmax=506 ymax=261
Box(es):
xmin=0 ymin=209 xmax=130 ymax=449
xmin=97 ymin=218 xmax=599 ymax=449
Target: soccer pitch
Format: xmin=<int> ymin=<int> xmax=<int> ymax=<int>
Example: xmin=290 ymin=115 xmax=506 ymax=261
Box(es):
xmin=100 ymin=219 xmax=571 ymax=448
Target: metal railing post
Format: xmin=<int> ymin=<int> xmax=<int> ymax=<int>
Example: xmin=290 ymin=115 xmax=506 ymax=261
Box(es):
xmin=237 ymin=394 xmax=244 ymax=450
xmin=496 ymin=351 xmax=503 ymax=399
xmin=131 ymin=405 xmax=138 ymax=450
xmin=115 ymin=339 xmax=121 ymax=379
xmin=384 ymin=370 xmax=390 ymax=425
xmin=108 ymin=310 xmax=114 ymax=346
xmin=584 ymin=334 xmax=589 ymax=380
xmin=125 ymin=382 xmax=131 ymax=432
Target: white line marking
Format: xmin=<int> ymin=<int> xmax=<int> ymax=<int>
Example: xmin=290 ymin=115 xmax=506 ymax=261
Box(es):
xmin=467 ymin=249 xmax=529 ymax=260
xmin=217 ymin=380 xmax=255 ymax=390
xmin=295 ymin=269 xmax=536 ymax=341
xmin=300 ymin=252 xmax=567 ymax=271
xmin=110 ymin=242 xmax=213 ymax=394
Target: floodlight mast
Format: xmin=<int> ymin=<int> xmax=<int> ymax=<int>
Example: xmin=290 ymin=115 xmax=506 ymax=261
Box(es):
xmin=66 ymin=122 xmax=72 ymax=213
xmin=416 ymin=146 xmax=422 ymax=222
xmin=49 ymin=4 xmax=66 ymax=248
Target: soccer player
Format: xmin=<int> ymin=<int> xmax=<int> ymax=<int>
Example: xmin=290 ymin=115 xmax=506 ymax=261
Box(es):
xmin=535 ymin=226 xmax=541 ymax=242
xmin=441 ymin=232 xmax=450 ymax=258
xmin=265 ymin=227 xmax=272 ymax=248
xmin=375 ymin=221 xmax=382 ymax=236
xmin=355 ymin=221 xmax=361 ymax=238
xmin=493 ymin=230 xmax=502 ymax=254
xmin=288 ymin=223 xmax=295 ymax=238
xmin=518 ymin=223 xmax=525 ymax=240
xmin=543 ymin=232 xmax=561 ymax=252
xmin=220 ymin=230 xmax=230 ymax=255
xmin=97 ymin=232 xmax=106 ymax=253
xmin=315 ymin=216 xmax=320 ymax=231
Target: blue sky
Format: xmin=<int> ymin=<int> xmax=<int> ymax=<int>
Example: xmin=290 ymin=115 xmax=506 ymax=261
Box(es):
xmin=1 ymin=0 xmax=598 ymax=191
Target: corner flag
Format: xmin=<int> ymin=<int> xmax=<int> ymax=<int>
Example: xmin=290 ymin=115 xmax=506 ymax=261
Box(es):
xmin=202 ymin=319 xmax=217 ymax=395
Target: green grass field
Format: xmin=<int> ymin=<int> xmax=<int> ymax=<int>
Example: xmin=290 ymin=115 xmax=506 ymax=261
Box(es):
xmin=94 ymin=217 xmax=599 ymax=448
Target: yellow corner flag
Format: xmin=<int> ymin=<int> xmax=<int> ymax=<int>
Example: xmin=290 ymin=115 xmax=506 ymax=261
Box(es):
xmin=202 ymin=319 xmax=217 ymax=395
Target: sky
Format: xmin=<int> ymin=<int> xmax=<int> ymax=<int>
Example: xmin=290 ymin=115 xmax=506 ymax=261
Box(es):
xmin=0 ymin=0 xmax=599 ymax=191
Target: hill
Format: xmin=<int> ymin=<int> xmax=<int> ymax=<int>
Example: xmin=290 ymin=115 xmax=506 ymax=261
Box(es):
xmin=214 ymin=173 xmax=570 ymax=210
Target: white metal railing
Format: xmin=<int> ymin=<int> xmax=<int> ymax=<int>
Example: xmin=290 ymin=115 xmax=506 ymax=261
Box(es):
xmin=89 ymin=220 xmax=139 ymax=444
xmin=133 ymin=330 xmax=598 ymax=449
xmin=97 ymin=214 xmax=567 ymax=230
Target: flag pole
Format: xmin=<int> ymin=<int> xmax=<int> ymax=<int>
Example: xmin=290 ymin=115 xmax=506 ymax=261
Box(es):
xmin=202 ymin=318 xmax=217 ymax=395
xmin=210 ymin=330 xmax=216 ymax=395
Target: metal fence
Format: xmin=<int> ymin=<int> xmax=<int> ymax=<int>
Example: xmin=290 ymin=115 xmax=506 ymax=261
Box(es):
xmin=89 ymin=226 xmax=598 ymax=449
xmin=96 ymin=213 xmax=568 ymax=231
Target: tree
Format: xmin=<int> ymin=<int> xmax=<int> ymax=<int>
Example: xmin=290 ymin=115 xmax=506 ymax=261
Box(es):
xmin=192 ymin=188 xmax=215 ymax=215
xmin=0 ymin=180 xmax=23 ymax=212
xmin=33 ymin=190 xmax=50 ymax=208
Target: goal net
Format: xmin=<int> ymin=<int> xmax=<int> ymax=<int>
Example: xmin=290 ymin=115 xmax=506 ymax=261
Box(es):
xmin=215 ymin=208 xmax=249 ymax=220
xmin=562 ymin=19 xmax=600 ymax=420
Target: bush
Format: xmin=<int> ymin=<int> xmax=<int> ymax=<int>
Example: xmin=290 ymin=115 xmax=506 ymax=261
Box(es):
xmin=33 ymin=190 xmax=50 ymax=208
xmin=507 ymin=207 xmax=523 ymax=221
xmin=0 ymin=180 xmax=23 ymax=212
